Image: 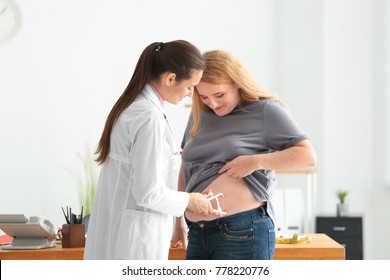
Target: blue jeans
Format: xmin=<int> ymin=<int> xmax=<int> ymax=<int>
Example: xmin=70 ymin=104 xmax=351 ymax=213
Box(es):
xmin=186 ymin=206 xmax=275 ymax=260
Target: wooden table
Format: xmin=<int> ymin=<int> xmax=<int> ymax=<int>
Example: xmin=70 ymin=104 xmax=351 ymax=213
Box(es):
xmin=274 ymin=233 xmax=345 ymax=260
xmin=169 ymin=234 xmax=345 ymax=260
xmin=0 ymin=242 xmax=84 ymax=260
xmin=0 ymin=234 xmax=344 ymax=260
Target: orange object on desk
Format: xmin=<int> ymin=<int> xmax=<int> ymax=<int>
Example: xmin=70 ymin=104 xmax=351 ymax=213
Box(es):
xmin=0 ymin=234 xmax=13 ymax=245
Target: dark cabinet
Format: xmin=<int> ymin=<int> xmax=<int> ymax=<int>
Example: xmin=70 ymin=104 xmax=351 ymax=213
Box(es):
xmin=316 ymin=216 xmax=363 ymax=260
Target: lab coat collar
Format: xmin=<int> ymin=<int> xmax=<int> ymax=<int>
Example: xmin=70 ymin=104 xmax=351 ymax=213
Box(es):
xmin=150 ymin=85 xmax=165 ymax=108
xmin=141 ymin=84 xmax=180 ymax=155
xmin=142 ymin=84 xmax=165 ymax=113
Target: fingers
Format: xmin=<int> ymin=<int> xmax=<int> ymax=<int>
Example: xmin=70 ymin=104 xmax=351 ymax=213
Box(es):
xmin=210 ymin=209 xmax=228 ymax=216
xmin=170 ymin=239 xmax=185 ymax=248
xmin=223 ymin=169 xmax=238 ymax=178
xmin=218 ymin=163 xmax=237 ymax=177
xmin=203 ymin=189 xmax=213 ymax=196
xmin=170 ymin=240 xmax=182 ymax=248
xmin=191 ymin=192 xmax=228 ymax=217
xmin=218 ymin=165 xmax=227 ymax=174
xmin=206 ymin=206 xmax=215 ymax=216
xmin=218 ymin=162 xmax=232 ymax=174
xmin=229 ymin=172 xmax=240 ymax=178
xmin=196 ymin=198 xmax=215 ymax=216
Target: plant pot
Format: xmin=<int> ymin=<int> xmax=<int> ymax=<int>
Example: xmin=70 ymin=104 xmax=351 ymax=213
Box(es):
xmin=337 ymin=203 xmax=349 ymax=217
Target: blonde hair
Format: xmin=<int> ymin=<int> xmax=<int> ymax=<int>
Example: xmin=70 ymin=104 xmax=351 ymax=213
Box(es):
xmin=190 ymin=50 xmax=286 ymax=137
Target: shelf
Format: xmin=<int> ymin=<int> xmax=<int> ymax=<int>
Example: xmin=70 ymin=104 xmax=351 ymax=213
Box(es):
xmin=275 ymin=167 xmax=317 ymax=233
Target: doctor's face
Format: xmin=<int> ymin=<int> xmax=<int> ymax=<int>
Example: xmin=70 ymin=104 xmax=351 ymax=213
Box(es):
xmin=166 ymin=70 xmax=203 ymax=105
xmin=196 ymin=81 xmax=240 ymax=116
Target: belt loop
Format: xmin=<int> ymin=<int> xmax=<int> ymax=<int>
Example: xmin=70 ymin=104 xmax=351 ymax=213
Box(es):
xmin=258 ymin=205 xmax=266 ymax=217
xmin=216 ymin=219 xmax=223 ymax=229
xmin=185 ymin=217 xmax=191 ymax=228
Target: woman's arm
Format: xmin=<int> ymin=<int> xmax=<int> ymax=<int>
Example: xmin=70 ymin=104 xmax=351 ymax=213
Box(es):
xmin=218 ymin=139 xmax=317 ymax=179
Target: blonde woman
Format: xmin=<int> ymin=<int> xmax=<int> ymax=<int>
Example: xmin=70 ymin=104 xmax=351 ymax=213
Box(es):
xmin=172 ymin=50 xmax=317 ymax=260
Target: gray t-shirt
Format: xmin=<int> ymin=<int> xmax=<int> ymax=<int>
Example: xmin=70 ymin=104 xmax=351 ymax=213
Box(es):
xmin=181 ymin=99 xmax=308 ymax=225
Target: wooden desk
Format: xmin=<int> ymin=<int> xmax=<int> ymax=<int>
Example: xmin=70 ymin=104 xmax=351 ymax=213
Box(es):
xmin=0 ymin=234 xmax=344 ymax=260
xmin=273 ymin=233 xmax=345 ymax=260
xmin=169 ymin=234 xmax=345 ymax=260
xmin=0 ymin=242 xmax=84 ymax=260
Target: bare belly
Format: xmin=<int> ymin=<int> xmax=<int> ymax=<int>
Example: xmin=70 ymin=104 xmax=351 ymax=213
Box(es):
xmin=185 ymin=173 xmax=264 ymax=222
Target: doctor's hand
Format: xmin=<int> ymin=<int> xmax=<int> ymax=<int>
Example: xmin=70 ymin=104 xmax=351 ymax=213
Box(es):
xmin=171 ymin=216 xmax=188 ymax=249
xmin=218 ymin=155 xmax=257 ymax=179
xmin=187 ymin=193 xmax=215 ymax=216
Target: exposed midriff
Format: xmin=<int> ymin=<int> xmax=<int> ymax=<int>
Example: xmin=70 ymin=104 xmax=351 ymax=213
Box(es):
xmin=185 ymin=173 xmax=264 ymax=222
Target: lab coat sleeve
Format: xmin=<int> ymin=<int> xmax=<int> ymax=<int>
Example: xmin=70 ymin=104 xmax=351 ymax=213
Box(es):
xmin=129 ymin=112 xmax=189 ymax=217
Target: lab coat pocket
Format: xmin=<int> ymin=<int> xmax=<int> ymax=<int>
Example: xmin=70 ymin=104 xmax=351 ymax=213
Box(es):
xmin=114 ymin=209 xmax=172 ymax=260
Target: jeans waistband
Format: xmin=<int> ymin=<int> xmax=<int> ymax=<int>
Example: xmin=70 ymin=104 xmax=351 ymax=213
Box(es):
xmin=186 ymin=205 xmax=268 ymax=229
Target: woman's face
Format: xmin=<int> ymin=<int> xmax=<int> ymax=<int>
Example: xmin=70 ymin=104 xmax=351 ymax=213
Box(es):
xmin=164 ymin=70 xmax=203 ymax=105
xmin=196 ymin=81 xmax=240 ymax=116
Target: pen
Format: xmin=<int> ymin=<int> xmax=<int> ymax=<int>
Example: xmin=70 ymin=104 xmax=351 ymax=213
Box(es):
xmin=71 ymin=213 xmax=76 ymax=224
xmin=61 ymin=207 xmax=71 ymax=224
xmin=80 ymin=206 xmax=83 ymax=224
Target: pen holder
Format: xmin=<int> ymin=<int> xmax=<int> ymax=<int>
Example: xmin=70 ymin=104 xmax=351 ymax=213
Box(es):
xmin=61 ymin=224 xmax=86 ymax=248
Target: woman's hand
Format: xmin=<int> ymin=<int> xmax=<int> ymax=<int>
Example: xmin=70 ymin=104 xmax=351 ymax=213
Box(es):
xmin=218 ymin=155 xmax=257 ymax=178
xmin=218 ymin=139 xmax=317 ymax=178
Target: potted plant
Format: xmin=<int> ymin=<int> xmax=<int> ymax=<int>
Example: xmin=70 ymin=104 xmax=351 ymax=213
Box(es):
xmin=336 ymin=189 xmax=350 ymax=217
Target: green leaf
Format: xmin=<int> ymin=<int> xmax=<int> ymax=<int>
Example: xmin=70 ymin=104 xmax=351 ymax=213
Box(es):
xmin=336 ymin=189 xmax=350 ymax=203
xmin=67 ymin=144 xmax=99 ymax=216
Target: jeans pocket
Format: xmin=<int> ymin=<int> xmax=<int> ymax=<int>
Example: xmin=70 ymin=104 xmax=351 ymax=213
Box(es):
xmin=222 ymin=222 xmax=254 ymax=241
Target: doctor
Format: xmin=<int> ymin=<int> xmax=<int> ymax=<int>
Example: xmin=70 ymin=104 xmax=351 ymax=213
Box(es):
xmin=84 ymin=40 xmax=215 ymax=260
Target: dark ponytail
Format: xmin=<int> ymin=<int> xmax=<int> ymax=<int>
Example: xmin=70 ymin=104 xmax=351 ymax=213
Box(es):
xmin=95 ymin=40 xmax=204 ymax=164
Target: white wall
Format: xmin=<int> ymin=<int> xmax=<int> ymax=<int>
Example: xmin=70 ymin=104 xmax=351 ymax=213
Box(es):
xmin=372 ymin=0 xmax=390 ymax=259
xmin=324 ymin=0 xmax=374 ymax=259
xmin=0 ymin=0 xmax=275 ymax=230
xmin=1 ymin=0 xmax=389 ymax=259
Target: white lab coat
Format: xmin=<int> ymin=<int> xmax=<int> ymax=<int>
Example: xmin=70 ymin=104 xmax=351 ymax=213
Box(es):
xmin=83 ymin=84 xmax=189 ymax=260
